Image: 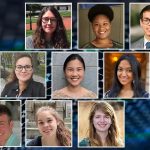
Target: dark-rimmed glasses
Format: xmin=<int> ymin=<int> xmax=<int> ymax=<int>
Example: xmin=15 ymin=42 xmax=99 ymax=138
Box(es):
xmin=15 ymin=65 xmax=33 ymax=71
xmin=42 ymin=17 xmax=57 ymax=24
xmin=142 ymin=18 xmax=150 ymax=25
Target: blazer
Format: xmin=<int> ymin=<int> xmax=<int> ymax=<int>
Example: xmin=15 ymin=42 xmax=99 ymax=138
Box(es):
xmin=131 ymin=37 xmax=144 ymax=49
xmin=1 ymin=79 xmax=45 ymax=98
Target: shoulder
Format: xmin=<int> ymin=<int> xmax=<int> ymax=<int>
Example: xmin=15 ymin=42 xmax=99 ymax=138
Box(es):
xmin=82 ymin=42 xmax=96 ymax=48
xmin=112 ymin=40 xmax=123 ymax=48
xmin=30 ymin=80 xmax=44 ymax=88
xmin=26 ymin=35 xmax=34 ymax=48
xmin=27 ymin=136 xmax=42 ymax=146
xmin=79 ymin=138 xmax=90 ymax=146
xmin=83 ymin=88 xmax=97 ymax=98
xmin=52 ymin=88 xmax=70 ymax=99
xmin=142 ymin=90 xmax=149 ymax=98
xmin=131 ymin=37 xmax=144 ymax=49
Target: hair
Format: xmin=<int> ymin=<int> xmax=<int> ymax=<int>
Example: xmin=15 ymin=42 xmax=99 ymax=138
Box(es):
xmin=108 ymin=54 xmax=144 ymax=97
xmin=88 ymin=102 xmax=121 ymax=146
xmin=36 ymin=106 xmax=71 ymax=146
xmin=140 ymin=5 xmax=150 ymax=19
xmin=33 ymin=6 xmax=69 ymax=48
xmin=0 ymin=104 xmax=12 ymax=122
xmin=88 ymin=4 xmax=114 ymax=22
xmin=8 ymin=53 xmax=33 ymax=83
xmin=63 ymin=54 xmax=85 ymax=72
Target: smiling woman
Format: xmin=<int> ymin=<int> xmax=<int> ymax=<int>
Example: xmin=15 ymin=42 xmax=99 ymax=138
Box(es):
xmin=52 ymin=53 xmax=97 ymax=99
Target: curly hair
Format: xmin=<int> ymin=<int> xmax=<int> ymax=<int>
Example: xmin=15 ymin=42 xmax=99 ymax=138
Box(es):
xmin=88 ymin=102 xmax=122 ymax=146
xmin=36 ymin=106 xmax=71 ymax=146
xmin=33 ymin=6 xmax=69 ymax=48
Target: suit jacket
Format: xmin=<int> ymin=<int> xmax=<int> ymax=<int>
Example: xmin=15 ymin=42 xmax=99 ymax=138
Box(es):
xmin=131 ymin=37 xmax=144 ymax=49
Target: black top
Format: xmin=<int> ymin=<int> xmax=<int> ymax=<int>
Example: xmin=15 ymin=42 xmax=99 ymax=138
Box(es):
xmin=1 ymin=79 xmax=45 ymax=98
xmin=27 ymin=136 xmax=42 ymax=146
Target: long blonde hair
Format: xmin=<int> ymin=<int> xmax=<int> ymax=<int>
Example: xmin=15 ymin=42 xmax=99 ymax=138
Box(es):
xmin=88 ymin=102 xmax=122 ymax=146
xmin=36 ymin=106 xmax=71 ymax=146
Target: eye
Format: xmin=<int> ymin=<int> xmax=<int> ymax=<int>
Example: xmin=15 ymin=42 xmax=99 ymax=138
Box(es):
xmin=47 ymin=119 xmax=52 ymax=123
xmin=117 ymin=68 xmax=123 ymax=72
xmin=38 ymin=122 xmax=44 ymax=125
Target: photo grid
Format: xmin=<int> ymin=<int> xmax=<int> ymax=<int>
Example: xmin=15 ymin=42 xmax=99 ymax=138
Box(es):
xmin=0 ymin=1 xmax=150 ymax=149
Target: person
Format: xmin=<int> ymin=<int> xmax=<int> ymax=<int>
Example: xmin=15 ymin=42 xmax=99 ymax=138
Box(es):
xmin=27 ymin=106 xmax=71 ymax=146
xmin=52 ymin=54 xmax=97 ymax=99
xmin=105 ymin=54 xmax=149 ymax=98
xmin=0 ymin=104 xmax=20 ymax=146
xmin=26 ymin=6 xmax=69 ymax=49
xmin=79 ymin=102 xmax=123 ymax=147
xmin=82 ymin=4 xmax=123 ymax=49
xmin=131 ymin=5 xmax=150 ymax=49
xmin=1 ymin=53 xmax=45 ymax=98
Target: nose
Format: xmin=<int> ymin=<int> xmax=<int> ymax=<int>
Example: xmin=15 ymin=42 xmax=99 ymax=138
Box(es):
xmin=43 ymin=122 xmax=49 ymax=127
xmin=121 ymin=70 xmax=127 ymax=76
xmin=47 ymin=19 xmax=51 ymax=24
xmin=72 ymin=70 xmax=78 ymax=76
xmin=21 ymin=67 xmax=26 ymax=72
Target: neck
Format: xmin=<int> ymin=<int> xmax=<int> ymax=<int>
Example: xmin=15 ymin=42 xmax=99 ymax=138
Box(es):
xmin=42 ymin=134 xmax=59 ymax=146
xmin=67 ymin=85 xmax=82 ymax=93
xmin=96 ymin=130 xmax=108 ymax=145
xmin=45 ymin=33 xmax=52 ymax=42
xmin=94 ymin=38 xmax=111 ymax=44
xmin=121 ymin=84 xmax=132 ymax=91
xmin=18 ymin=81 xmax=28 ymax=94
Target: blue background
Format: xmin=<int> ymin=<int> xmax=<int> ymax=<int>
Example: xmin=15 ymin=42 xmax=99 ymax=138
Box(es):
xmin=0 ymin=0 xmax=150 ymax=150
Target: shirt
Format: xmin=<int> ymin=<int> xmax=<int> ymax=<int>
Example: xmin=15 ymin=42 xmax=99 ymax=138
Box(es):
xmin=5 ymin=133 xmax=20 ymax=146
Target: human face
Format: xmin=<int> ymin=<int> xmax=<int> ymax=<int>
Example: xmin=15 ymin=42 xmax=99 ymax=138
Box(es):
xmin=64 ymin=59 xmax=85 ymax=87
xmin=15 ymin=57 xmax=33 ymax=83
xmin=117 ymin=60 xmax=133 ymax=87
xmin=92 ymin=15 xmax=111 ymax=40
xmin=0 ymin=114 xmax=13 ymax=146
xmin=42 ymin=10 xmax=57 ymax=35
xmin=93 ymin=110 xmax=111 ymax=133
xmin=37 ymin=110 xmax=58 ymax=137
xmin=140 ymin=11 xmax=150 ymax=38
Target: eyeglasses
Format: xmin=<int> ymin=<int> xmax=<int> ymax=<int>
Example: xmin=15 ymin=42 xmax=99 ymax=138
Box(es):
xmin=117 ymin=67 xmax=132 ymax=73
xmin=15 ymin=65 xmax=33 ymax=71
xmin=42 ymin=17 xmax=57 ymax=24
xmin=142 ymin=18 xmax=150 ymax=25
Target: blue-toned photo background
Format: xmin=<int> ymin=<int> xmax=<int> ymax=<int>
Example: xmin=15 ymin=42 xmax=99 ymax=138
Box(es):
xmin=0 ymin=0 xmax=150 ymax=150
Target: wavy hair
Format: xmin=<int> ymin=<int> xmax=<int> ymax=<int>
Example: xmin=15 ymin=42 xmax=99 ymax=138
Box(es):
xmin=33 ymin=6 xmax=69 ymax=48
xmin=36 ymin=106 xmax=71 ymax=146
xmin=108 ymin=54 xmax=145 ymax=97
xmin=88 ymin=102 xmax=122 ymax=146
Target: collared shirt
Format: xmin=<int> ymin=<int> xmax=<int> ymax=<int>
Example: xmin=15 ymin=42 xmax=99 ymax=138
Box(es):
xmin=5 ymin=133 xmax=20 ymax=146
xmin=144 ymin=36 xmax=150 ymax=49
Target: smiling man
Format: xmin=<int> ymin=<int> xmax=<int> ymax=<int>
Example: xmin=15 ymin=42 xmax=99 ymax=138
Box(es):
xmin=132 ymin=5 xmax=150 ymax=49
xmin=0 ymin=104 xmax=20 ymax=147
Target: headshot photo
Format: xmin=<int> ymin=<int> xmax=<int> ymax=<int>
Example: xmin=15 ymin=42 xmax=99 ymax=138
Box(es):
xmin=25 ymin=3 xmax=72 ymax=50
xmin=26 ymin=100 xmax=72 ymax=147
xmin=78 ymin=101 xmax=125 ymax=147
xmin=0 ymin=101 xmax=21 ymax=147
xmin=52 ymin=52 xmax=98 ymax=99
xmin=0 ymin=52 xmax=46 ymax=98
xmin=104 ymin=52 xmax=149 ymax=98
xmin=130 ymin=3 xmax=150 ymax=49
xmin=78 ymin=3 xmax=124 ymax=49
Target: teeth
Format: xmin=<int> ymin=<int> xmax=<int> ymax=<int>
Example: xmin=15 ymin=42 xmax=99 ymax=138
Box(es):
xmin=71 ymin=78 xmax=79 ymax=81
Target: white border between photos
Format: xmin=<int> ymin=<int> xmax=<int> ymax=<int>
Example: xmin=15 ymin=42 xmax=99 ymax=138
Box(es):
xmin=0 ymin=100 xmax=22 ymax=148
xmin=77 ymin=100 xmax=125 ymax=148
xmin=25 ymin=2 xmax=72 ymax=50
xmin=0 ymin=51 xmax=47 ymax=99
xmin=25 ymin=100 xmax=73 ymax=148
xmin=129 ymin=2 xmax=150 ymax=50
xmin=103 ymin=51 xmax=150 ymax=99
xmin=51 ymin=51 xmax=99 ymax=100
xmin=77 ymin=2 xmax=125 ymax=50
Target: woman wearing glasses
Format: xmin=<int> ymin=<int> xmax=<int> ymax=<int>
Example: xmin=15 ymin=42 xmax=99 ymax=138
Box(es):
xmin=105 ymin=54 xmax=149 ymax=98
xmin=1 ymin=53 xmax=45 ymax=98
xmin=26 ymin=6 xmax=69 ymax=49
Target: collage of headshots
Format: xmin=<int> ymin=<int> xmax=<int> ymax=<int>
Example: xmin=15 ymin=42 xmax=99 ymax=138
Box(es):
xmin=0 ymin=2 xmax=150 ymax=149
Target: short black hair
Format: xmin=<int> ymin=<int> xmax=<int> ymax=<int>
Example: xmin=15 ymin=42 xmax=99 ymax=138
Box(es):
xmin=88 ymin=4 xmax=114 ymax=22
xmin=0 ymin=104 xmax=12 ymax=121
xmin=140 ymin=5 xmax=150 ymax=19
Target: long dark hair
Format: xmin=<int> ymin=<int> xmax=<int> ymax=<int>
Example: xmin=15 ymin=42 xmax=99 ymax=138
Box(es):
xmin=33 ymin=6 xmax=69 ymax=48
xmin=108 ymin=54 xmax=145 ymax=97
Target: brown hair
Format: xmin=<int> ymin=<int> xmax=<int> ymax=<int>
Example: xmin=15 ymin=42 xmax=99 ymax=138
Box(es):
xmin=36 ymin=106 xmax=71 ymax=146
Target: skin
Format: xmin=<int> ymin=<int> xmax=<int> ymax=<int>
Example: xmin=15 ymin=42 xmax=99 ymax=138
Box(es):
xmin=64 ymin=59 xmax=85 ymax=88
xmin=140 ymin=11 xmax=150 ymax=40
xmin=15 ymin=57 xmax=33 ymax=84
xmin=91 ymin=15 xmax=112 ymax=47
xmin=42 ymin=10 xmax=57 ymax=40
xmin=37 ymin=110 xmax=59 ymax=146
xmin=0 ymin=114 xmax=13 ymax=146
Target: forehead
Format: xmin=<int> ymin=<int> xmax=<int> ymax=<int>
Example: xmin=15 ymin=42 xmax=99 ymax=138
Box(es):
xmin=93 ymin=14 xmax=110 ymax=22
xmin=16 ymin=57 xmax=32 ymax=64
xmin=118 ymin=59 xmax=131 ymax=67
xmin=42 ymin=10 xmax=55 ymax=17
xmin=0 ymin=114 xmax=9 ymax=121
xmin=142 ymin=11 xmax=150 ymax=18
xmin=94 ymin=109 xmax=109 ymax=116
xmin=66 ymin=59 xmax=84 ymax=67
xmin=37 ymin=110 xmax=55 ymax=119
